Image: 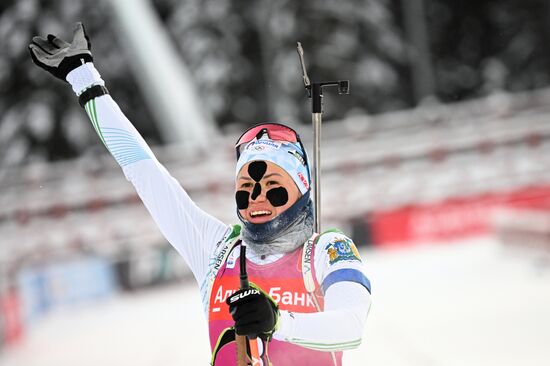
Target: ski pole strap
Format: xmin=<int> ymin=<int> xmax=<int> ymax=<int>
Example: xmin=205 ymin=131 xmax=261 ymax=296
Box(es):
xmin=302 ymin=233 xmax=320 ymax=293
xmin=301 ymin=232 xmax=339 ymax=366
xmin=211 ymin=327 xmax=237 ymax=366
xmin=78 ymin=84 xmax=109 ymax=108
xmin=204 ymin=226 xmax=242 ymax=313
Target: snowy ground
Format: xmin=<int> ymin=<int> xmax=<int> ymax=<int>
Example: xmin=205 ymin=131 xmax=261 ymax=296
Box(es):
xmin=1 ymin=236 xmax=549 ymax=366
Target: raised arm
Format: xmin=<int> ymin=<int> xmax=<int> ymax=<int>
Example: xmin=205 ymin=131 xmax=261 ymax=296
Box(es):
xmin=28 ymin=22 xmax=229 ymax=283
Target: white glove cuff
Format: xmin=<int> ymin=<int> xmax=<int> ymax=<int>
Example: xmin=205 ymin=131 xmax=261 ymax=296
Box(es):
xmin=66 ymin=62 xmax=105 ymax=96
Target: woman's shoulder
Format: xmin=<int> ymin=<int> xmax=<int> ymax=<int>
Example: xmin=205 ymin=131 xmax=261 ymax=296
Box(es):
xmin=314 ymin=229 xmax=362 ymax=266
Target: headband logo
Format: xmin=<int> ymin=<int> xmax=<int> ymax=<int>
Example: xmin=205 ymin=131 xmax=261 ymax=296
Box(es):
xmin=245 ymin=140 xmax=282 ymax=152
xmin=288 ymin=150 xmax=306 ymax=166
xmin=297 ymin=172 xmax=309 ymax=190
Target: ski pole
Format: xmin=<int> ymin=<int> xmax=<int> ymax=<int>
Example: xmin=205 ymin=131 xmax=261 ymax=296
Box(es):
xmin=236 ymin=333 xmax=248 ymax=366
xmin=237 ymin=243 xmax=262 ymax=366
xmin=296 ymin=42 xmax=350 ymax=234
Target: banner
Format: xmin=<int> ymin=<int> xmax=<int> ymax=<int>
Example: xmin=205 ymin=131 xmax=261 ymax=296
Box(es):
xmin=0 ymin=287 xmax=23 ymax=345
xmin=370 ymin=185 xmax=550 ymax=246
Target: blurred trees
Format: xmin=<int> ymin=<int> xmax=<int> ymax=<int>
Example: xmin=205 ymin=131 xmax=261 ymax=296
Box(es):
xmin=0 ymin=0 xmax=158 ymax=167
xmin=1 ymin=0 xmax=550 ymax=165
xmin=155 ymin=0 xmax=408 ymax=127
xmin=424 ymin=0 xmax=550 ymax=101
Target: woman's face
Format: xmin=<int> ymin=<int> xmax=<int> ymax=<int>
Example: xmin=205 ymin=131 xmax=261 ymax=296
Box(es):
xmin=236 ymin=161 xmax=301 ymax=224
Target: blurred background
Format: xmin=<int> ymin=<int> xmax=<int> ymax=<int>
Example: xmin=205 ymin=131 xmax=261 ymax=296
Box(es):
xmin=1 ymin=0 xmax=550 ymax=365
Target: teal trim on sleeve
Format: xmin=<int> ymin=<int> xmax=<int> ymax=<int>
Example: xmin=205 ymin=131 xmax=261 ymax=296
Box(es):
xmin=100 ymin=127 xmax=150 ymax=166
xmin=84 ymin=99 xmax=150 ymax=167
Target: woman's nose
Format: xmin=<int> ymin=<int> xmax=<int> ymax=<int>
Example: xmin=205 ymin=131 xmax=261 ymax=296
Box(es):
xmin=249 ymin=183 xmax=267 ymax=202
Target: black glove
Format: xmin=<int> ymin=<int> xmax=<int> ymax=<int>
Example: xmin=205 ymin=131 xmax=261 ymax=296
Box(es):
xmin=28 ymin=22 xmax=93 ymax=82
xmin=226 ymin=284 xmax=279 ymax=340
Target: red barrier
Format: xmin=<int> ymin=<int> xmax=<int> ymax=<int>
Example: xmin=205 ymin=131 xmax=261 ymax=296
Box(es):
xmin=370 ymin=185 xmax=550 ymax=247
xmin=0 ymin=287 xmax=24 ymax=345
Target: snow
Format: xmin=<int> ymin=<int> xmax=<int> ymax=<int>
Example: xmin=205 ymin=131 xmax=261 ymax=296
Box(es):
xmin=1 ymin=236 xmax=549 ymax=366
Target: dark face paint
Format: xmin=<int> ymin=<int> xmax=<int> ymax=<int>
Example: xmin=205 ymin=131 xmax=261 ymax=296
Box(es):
xmin=237 ymin=161 xmax=268 ymax=208
xmin=236 ymin=190 xmax=250 ymax=209
xmin=236 ymin=161 xmax=288 ymax=210
xmin=251 ymin=182 xmax=262 ymax=200
xmin=248 ymin=161 xmax=267 ymax=181
xmin=266 ymin=187 xmax=288 ymax=207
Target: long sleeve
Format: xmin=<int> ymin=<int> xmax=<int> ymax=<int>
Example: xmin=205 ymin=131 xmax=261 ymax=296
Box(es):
xmin=273 ymin=231 xmax=372 ymax=351
xmin=274 ymin=282 xmax=371 ymax=351
xmin=66 ymin=63 xmax=229 ymax=284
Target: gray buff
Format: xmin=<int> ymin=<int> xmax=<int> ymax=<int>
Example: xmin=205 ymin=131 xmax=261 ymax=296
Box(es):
xmin=242 ymin=203 xmax=314 ymax=257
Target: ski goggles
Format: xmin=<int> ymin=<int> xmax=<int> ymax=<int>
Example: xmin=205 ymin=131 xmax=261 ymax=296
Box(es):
xmin=235 ymin=123 xmax=308 ymax=165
